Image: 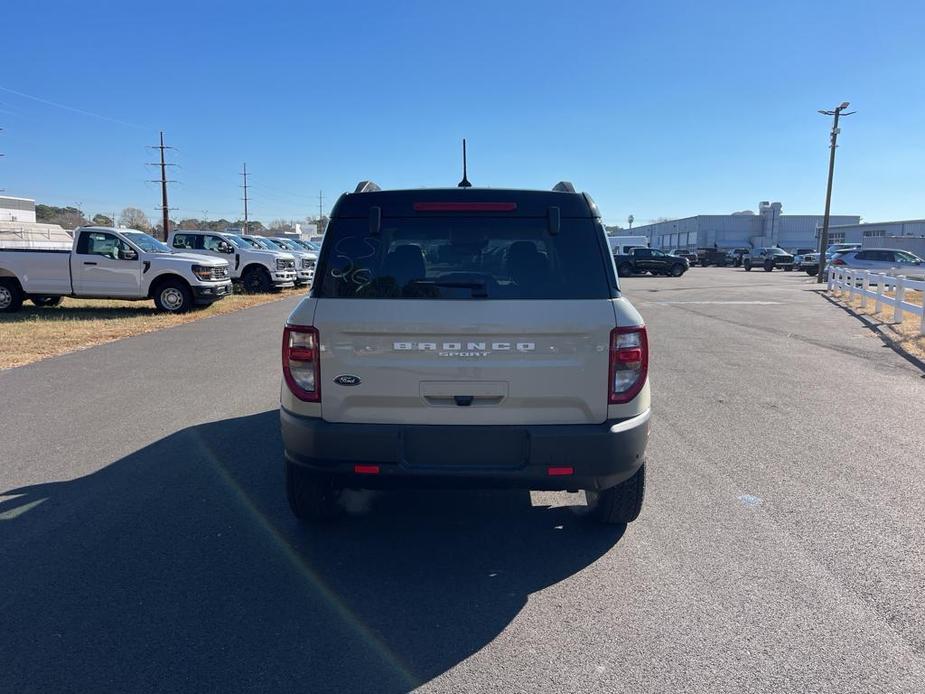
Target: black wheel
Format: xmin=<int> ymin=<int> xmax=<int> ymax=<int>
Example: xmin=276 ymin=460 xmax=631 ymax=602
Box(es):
xmin=669 ymin=263 xmax=685 ymax=277
xmin=806 ymin=268 xmax=817 ymax=276
xmin=743 ymin=261 xmax=752 ymax=271
xmin=30 ymin=296 xmax=62 ymax=307
xmin=617 ymin=263 xmax=633 ymax=277
xmin=286 ymin=461 xmax=342 ymax=521
xmin=763 ymin=261 xmax=774 ymax=272
xmin=587 ymin=464 xmax=645 ymax=525
xmin=242 ymin=266 xmax=273 ymax=293
xmin=152 ymin=277 xmax=193 ymax=313
xmin=0 ymin=278 xmax=24 ymax=313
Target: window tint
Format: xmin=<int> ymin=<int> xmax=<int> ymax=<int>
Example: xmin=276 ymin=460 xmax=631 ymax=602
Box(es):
xmin=853 ymin=251 xmax=871 ymax=260
xmin=317 ymin=217 xmax=613 ymax=299
xmin=77 ymin=231 xmax=130 ymax=259
xmin=896 ymin=251 xmax=920 ymax=263
xmin=172 ymin=233 xmax=200 ymax=250
xmin=635 ymin=249 xmax=653 ymax=258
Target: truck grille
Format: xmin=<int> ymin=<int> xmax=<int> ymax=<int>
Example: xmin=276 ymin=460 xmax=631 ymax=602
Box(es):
xmin=277 ymin=258 xmax=295 ymax=271
xmin=302 ymin=258 xmax=316 ymax=270
xmin=211 ymin=266 xmax=229 ymax=280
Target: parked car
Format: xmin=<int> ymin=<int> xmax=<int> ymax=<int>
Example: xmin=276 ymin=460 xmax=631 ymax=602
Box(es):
xmin=743 ymin=247 xmax=794 ymax=271
xmin=727 ymin=248 xmax=750 ymax=267
xmin=168 ymin=229 xmax=297 ymax=292
xmin=241 ymin=235 xmax=314 ymax=286
xmin=695 ymin=248 xmax=729 ymax=267
xmin=0 ymin=226 xmax=231 ymax=313
xmin=668 ymin=249 xmax=698 ymax=265
xmin=281 ymin=180 xmax=650 ymax=525
xmin=614 ymin=247 xmax=689 ymax=277
xmin=829 ymin=248 xmax=925 ymax=280
xmin=266 ymin=236 xmax=319 ymax=283
xmin=607 ymin=235 xmax=649 ymax=255
xmin=799 ymin=243 xmax=862 ymax=275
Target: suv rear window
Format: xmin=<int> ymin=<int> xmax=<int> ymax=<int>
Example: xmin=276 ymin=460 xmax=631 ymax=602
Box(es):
xmin=316 ymin=217 xmax=614 ymax=299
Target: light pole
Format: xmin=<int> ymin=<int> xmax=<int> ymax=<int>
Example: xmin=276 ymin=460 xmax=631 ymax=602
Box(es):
xmin=816 ymin=102 xmax=855 ymax=283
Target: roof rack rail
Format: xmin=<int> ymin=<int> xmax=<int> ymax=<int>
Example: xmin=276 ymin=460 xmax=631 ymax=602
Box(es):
xmin=552 ymin=181 xmax=576 ymax=193
xmin=354 ymin=180 xmax=382 ymax=193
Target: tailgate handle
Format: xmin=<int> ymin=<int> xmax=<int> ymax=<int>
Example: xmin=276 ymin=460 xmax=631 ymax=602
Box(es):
xmin=454 ymin=396 xmax=473 ymax=407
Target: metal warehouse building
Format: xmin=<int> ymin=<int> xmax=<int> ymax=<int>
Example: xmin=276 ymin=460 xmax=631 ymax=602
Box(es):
xmin=627 ymin=201 xmax=860 ymax=252
xmin=0 ymin=196 xmax=37 ymax=224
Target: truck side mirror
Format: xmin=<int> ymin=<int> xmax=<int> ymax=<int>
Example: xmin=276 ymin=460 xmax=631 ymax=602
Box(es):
xmin=119 ymin=248 xmax=138 ymax=260
xmin=219 ymin=242 xmax=234 ymax=254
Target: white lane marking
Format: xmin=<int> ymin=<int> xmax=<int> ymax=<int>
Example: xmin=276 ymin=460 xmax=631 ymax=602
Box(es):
xmin=652 ymin=300 xmax=782 ymax=305
xmin=738 ymin=494 xmax=763 ymax=507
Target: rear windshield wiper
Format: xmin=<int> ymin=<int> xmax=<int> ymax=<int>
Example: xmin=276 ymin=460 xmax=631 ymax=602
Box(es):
xmin=408 ymin=279 xmax=488 ymax=298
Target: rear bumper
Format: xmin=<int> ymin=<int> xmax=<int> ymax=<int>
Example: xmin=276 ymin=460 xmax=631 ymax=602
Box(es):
xmin=191 ymin=281 xmax=232 ymax=304
xmin=280 ymin=408 xmax=650 ymax=490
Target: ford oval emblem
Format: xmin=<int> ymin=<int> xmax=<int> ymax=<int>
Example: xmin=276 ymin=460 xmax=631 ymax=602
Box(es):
xmin=333 ymin=374 xmax=362 ymax=387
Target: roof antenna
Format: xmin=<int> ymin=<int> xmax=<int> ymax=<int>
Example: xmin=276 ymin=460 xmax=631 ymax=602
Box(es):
xmin=458 ymin=138 xmax=472 ymax=188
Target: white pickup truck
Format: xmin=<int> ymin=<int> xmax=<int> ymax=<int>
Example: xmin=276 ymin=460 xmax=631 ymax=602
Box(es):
xmin=0 ymin=226 xmax=232 ymax=313
xmin=168 ymin=230 xmax=297 ymax=292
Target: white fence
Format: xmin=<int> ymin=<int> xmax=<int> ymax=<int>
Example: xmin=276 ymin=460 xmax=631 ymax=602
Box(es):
xmin=828 ymin=267 xmax=925 ymax=335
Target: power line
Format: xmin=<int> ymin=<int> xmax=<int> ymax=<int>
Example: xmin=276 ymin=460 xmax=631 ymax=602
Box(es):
xmin=240 ymin=163 xmax=250 ymax=233
xmin=147 ymin=131 xmax=177 ymax=240
xmin=0 ymin=84 xmax=152 ymax=131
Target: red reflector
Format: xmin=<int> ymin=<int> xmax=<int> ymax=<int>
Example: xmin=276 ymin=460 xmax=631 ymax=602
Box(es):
xmin=615 ymin=348 xmax=643 ymax=362
xmin=354 ymin=464 xmax=380 ymax=474
xmin=288 ymin=347 xmax=315 ymax=361
xmin=547 ymin=466 xmax=574 ymax=476
xmin=413 ymin=202 xmax=517 ymax=212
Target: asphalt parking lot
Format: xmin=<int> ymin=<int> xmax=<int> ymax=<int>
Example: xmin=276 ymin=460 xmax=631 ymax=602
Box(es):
xmin=1 ymin=267 xmax=923 ymax=693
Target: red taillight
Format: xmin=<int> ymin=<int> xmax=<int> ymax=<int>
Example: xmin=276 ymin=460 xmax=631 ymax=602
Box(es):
xmin=831 ymin=258 xmax=846 ymax=266
xmin=609 ymin=326 xmax=648 ymax=404
xmin=547 ymin=466 xmax=574 ymax=476
xmin=354 ymin=464 xmax=380 ymax=474
xmin=413 ymin=202 xmax=517 ymax=212
xmin=282 ymin=325 xmax=320 ymax=402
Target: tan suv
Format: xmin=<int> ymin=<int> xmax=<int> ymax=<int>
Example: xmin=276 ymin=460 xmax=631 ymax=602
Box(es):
xmin=279 ymin=181 xmax=650 ymax=525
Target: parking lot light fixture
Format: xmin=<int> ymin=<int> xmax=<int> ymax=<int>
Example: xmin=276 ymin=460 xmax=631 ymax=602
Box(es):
xmin=816 ymin=102 xmax=856 ymax=284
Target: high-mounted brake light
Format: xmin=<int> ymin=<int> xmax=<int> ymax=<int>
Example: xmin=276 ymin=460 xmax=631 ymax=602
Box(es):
xmin=609 ymin=326 xmax=648 ymax=404
xmin=831 ymin=258 xmax=846 ymax=266
xmin=413 ymin=202 xmax=517 ymax=212
xmin=282 ymin=325 xmax=320 ymax=402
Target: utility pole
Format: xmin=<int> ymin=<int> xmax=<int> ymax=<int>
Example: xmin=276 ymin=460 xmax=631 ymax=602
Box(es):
xmin=147 ymin=131 xmax=176 ymax=240
xmin=816 ymin=102 xmax=855 ymax=283
xmin=318 ymin=190 xmax=324 ymax=229
xmin=240 ymin=163 xmax=250 ymax=234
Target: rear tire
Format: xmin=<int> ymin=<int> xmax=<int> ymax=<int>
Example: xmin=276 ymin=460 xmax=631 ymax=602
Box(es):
xmin=670 ymin=263 xmax=685 ymax=277
xmin=805 ymin=268 xmax=817 ymax=276
xmin=286 ymin=462 xmax=342 ymax=521
xmin=617 ymin=263 xmax=633 ymax=277
xmin=587 ymin=464 xmax=645 ymax=525
xmin=743 ymin=261 xmax=752 ymax=271
xmin=763 ymin=261 xmax=774 ymax=272
xmin=0 ymin=278 xmax=24 ymax=313
xmin=242 ymin=266 xmax=273 ymax=293
xmin=30 ymin=296 xmax=62 ymax=307
xmin=152 ymin=278 xmax=193 ymax=313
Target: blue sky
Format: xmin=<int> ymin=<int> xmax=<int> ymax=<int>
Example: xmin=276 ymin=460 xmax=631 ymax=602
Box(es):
xmin=2 ymin=0 xmax=924 ymax=226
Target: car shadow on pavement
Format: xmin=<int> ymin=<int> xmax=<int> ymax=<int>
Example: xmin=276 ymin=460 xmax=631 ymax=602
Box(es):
xmin=0 ymin=410 xmax=625 ymax=694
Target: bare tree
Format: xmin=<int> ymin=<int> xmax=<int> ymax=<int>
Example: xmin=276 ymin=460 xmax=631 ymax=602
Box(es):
xmin=119 ymin=207 xmax=151 ymax=231
xmin=268 ymin=218 xmax=294 ymax=233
